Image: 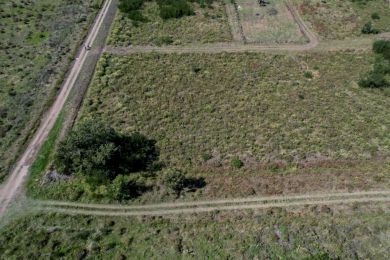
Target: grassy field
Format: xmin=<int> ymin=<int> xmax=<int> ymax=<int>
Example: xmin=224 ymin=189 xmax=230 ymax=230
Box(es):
xmin=1 ymin=207 xmax=389 ymax=258
xmin=0 ymin=0 xmax=102 ymax=182
xmin=80 ymin=52 xmax=390 ymax=168
xmin=108 ymin=1 xmax=232 ymax=46
xmin=296 ymin=0 xmax=390 ymax=40
xmin=236 ymin=0 xmax=306 ymax=44
xmin=24 ymin=50 xmax=390 ymax=203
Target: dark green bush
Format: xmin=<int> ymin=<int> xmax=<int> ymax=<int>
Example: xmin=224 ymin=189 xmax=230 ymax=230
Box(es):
xmin=358 ymin=71 xmax=389 ymax=88
xmin=304 ymin=71 xmax=313 ymax=78
xmin=157 ymin=0 xmax=194 ymax=20
xmin=231 ymin=157 xmax=243 ymax=169
xmin=373 ymin=40 xmax=390 ymax=60
xmin=118 ymin=0 xmax=144 ymax=13
xmin=118 ymin=0 xmax=146 ymax=21
xmin=371 ymin=12 xmax=380 ymax=20
xmin=361 ymin=22 xmax=380 ymax=34
xmin=54 ymin=120 xmax=159 ymax=184
xmin=359 ymin=41 xmax=390 ymax=88
xmin=163 ymin=168 xmax=186 ymax=193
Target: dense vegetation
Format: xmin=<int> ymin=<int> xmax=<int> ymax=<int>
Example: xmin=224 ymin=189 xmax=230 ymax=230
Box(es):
xmin=47 ymin=120 xmax=158 ymax=200
xmin=359 ymin=40 xmax=390 ymax=88
xmin=118 ymin=0 xmax=214 ymax=20
xmin=54 ymin=120 xmax=158 ymax=184
xmin=109 ymin=0 xmax=231 ymax=46
xmin=0 ymin=0 xmax=102 ymax=183
xmin=1 ymin=209 xmax=389 ymax=258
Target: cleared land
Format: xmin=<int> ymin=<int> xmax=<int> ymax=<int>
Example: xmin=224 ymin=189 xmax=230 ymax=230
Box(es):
xmin=108 ymin=1 xmax=232 ymax=46
xmin=1 ymin=208 xmax=389 ymax=258
xmin=236 ymin=0 xmax=306 ymax=44
xmin=296 ymin=0 xmax=390 ymax=40
xmin=0 ymin=0 xmax=102 ymax=182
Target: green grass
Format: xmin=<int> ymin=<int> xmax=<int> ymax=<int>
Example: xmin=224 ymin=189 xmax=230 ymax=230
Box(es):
xmin=108 ymin=1 xmax=232 ymax=46
xmin=28 ymin=51 xmax=390 ymax=203
xmin=26 ymin=111 xmax=65 ymax=198
xmin=296 ymin=0 xmax=390 ymax=40
xmin=0 ymin=209 xmax=389 ymax=258
xmin=80 ymin=52 xmax=390 ymax=168
xmin=0 ymin=0 xmax=102 ymax=183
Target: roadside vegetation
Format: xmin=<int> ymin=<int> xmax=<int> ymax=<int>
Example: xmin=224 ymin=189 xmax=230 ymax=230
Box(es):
xmin=0 ymin=0 xmax=102 ymax=182
xmin=108 ymin=0 xmax=231 ymax=46
xmin=359 ymin=40 xmax=390 ymax=88
xmin=1 ymin=208 xmax=389 ymax=258
xmin=296 ymin=0 xmax=390 ymax=40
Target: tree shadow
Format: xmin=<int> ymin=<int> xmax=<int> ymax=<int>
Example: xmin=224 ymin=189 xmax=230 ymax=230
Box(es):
xmin=184 ymin=177 xmax=206 ymax=192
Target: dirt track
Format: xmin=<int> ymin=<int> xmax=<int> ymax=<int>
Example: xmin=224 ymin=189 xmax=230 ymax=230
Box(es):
xmin=0 ymin=0 xmax=116 ymax=216
xmin=36 ymin=190 xmax=390 ymax=216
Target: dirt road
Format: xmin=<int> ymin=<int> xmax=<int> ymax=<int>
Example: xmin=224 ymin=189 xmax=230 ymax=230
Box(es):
xmin=36 ymin=190 xmax=390 ymax=216
xmin=0 ymin=0 xmax=115 ymax=216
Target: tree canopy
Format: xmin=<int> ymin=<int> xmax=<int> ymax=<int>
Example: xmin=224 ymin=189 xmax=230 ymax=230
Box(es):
xmin=54 ymin=120 xmax=158 ymax=184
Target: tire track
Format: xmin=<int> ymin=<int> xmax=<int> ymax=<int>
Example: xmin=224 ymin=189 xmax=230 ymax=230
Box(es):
xmin=35 ymin=190 xmax=390 ymax=216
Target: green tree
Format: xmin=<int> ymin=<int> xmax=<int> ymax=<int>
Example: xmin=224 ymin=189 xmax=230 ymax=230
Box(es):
xmin=54 ymin=120 xmax=158 ymax=184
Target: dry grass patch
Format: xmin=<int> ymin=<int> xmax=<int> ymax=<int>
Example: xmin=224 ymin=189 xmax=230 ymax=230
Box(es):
xmin=296 ymin=0 xmax=390 ymax=40
xmin=79 ymin=52 xmax=390 ymax=172
xmin=236 ymin=0 xmax=306 ymax=44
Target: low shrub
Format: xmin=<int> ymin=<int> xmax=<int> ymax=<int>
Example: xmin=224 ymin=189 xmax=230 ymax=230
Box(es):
xmin=359 ymin=41 xmax=390 ymax=88
xmin=109 ymin=174 xmax=145 ymax=201
xmin=304 ymin=71 xmax=313 ymax=78
xmin=231 ymin=157 xmax=243 ymax=169
xmin=371 ymin=12 xmax=380 ymax=20
xmin=157 ymin=0 xmax=194 ymax=20
xmin=361 ymin=22 xmax=380 ymax=34
xmin=163 ymin=168 xmax=186 ymax=193
xmin=373 ymin=40 xmax=390 ymax=60
xmin=155 ymin=35 xmax=174 ymax=46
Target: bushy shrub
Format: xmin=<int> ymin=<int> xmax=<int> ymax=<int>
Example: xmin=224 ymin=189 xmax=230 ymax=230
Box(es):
xmin=109 ymin=174 xmax=144 ymax=200
xmin=54 ymin=120 xmax=158 ymax=184
xmin=359 ymin=41 xmax=390 ymax=88
xmin=373 ymin=40 xmax=390 ymax=61
xmin=118 ymin=0 xmax=144 ymax=13
xmin=118 ymin=0 xmax=146 ymax=21
xmin=157 ymin=0 xmax=194 ymax=20
xmin=163 ymin=168 xmax=186 ymax=193
xmin=304 ymin=71 xmax=313 ymax=78
xmin=361 ymin=22 xmax=380 ymax=34
xmin=358 ymin=71 xmax=389 ymax=88
xmin=231 ymin=157 xmax=243 ymax=169
xmin=371 ymin=12 xmax=380 ymax=20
